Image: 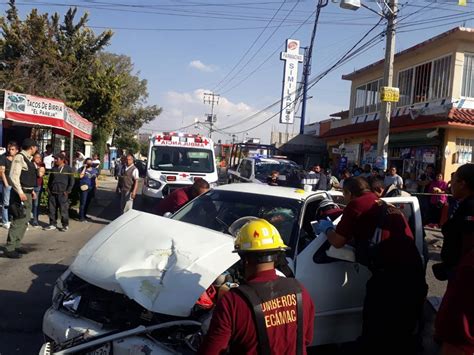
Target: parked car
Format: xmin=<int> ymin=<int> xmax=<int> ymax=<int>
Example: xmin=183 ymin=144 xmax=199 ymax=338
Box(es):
xmin=41 ymin=184 xmax=425 ymax=354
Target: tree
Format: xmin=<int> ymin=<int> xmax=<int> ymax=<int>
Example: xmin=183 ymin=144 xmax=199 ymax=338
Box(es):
xmin=0 ymin=1 xmax=161 ymax=159
xmin=114 ymin=132 xmax=140 ymax=155
xmin=0 ymin=1 xmax=112 ymax=100
xmin=140 ymin=141 xmax=149 ymax=157
xmin=97 ymin=53 xmax=162 ymax=139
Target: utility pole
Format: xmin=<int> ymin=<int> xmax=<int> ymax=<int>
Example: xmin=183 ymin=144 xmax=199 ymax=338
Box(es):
xmin=203 ymin=92 xmax=220 ymax=138
xmin=377 ymin=0 xmax=397 ymax=171
xmin=300 ymin=0 xmax=328 ymax=135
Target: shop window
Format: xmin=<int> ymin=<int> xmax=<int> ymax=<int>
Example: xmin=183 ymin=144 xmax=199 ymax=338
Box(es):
xmin=462 ymin=53 xmax=474 ymax=98
xmin=455 ymin=138 xmax=474 ymax=164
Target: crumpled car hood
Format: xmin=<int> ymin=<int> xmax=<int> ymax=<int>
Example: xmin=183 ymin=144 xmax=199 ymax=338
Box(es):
xmin=70 ymin=209 xmax=239 ymax=317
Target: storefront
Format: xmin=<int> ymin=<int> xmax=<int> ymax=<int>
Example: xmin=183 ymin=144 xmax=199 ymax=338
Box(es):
xmin=322 ymin=110 xmax=474 ymax=178
xmin=0 ymin=90 xmax=93 ymax=156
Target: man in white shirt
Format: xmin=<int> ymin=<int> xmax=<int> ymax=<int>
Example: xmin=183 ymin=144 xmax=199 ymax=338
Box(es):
xmin=384 ymin=166 xmax=404 ymax=189
xmin=43 ymin=144 xmax=54 ymax=171
xmin=118 ymin=154 xmax=139 ymax=214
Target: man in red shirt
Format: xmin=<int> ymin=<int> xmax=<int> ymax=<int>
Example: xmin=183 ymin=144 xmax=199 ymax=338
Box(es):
xmin=155 ymin=179 xmax=210 ymax=216
xmin=199 ymin=217 xmax=315 ymax=355
xmin=315 ymin=177 xmax=426 ymax=355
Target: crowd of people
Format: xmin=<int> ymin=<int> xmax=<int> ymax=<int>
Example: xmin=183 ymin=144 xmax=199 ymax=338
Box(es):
xmin=220 ymin=163 xmax=471 ymax=355
xmin=0 ymin=139 xmax=100 ymax=258
xmin=269 ymin=163 xmax=455 ymax=228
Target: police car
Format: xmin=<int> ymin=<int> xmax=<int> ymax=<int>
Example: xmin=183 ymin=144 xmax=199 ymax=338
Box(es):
xmin=41 ymin=184 xmax=424 ymax=354
xmin=227 ymin=156 xmax=300 ymax=184
xmin=142 ymin=132 xmax=218 ymax=200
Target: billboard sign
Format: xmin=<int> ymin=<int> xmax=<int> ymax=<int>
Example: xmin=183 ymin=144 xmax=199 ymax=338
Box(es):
xmin=280 ymin=39 xmax=303 ymax=124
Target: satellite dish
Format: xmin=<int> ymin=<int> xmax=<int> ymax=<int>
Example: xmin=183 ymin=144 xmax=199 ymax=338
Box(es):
xmin=340 ymin=0 xmax=361 ymax=10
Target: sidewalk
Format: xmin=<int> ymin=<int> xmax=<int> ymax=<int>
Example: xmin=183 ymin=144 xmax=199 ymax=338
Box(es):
xmin=0 ymin=176 xmax=120 ymax=354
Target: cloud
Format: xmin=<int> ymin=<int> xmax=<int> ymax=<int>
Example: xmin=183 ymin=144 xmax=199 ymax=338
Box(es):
xmin=189 ymin=60 xmax=216 ymax=73
xmin=142 ymin=89 xmax=276 ymax=143
xmin=142 ymin=89 xmax=338 ymax=144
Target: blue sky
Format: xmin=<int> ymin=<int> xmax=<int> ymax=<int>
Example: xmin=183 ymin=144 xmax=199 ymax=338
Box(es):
xmin=3 ymin=0 xmax=474 ymax=143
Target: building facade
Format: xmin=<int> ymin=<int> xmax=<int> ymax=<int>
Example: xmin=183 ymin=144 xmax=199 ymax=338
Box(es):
xmin=322 ymin=27 xmax=474 ymax=179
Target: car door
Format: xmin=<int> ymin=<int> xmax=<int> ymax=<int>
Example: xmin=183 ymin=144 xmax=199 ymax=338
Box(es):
xmin=381 ymin=196 xmax=425 ymax=263
xmin=239 ymin=159 xmax=253 ymax=182
xmin=293 ymin=195 xmax=424 ymax=346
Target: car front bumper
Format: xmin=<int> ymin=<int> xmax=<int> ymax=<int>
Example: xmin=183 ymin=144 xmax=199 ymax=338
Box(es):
xmin=42 ymin=307 xmax=107 ymax=343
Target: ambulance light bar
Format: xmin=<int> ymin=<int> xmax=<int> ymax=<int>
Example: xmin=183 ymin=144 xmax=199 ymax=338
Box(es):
xmin=153 ymin=132 xmax=208 ymax=145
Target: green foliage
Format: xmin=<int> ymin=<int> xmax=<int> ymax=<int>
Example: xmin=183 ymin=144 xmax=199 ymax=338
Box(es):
xmin=140 ymin=141 xmax=149 ymax=157
xmin=0 ymin=1 xmax=161 ymax=154
xmin=41 ymin=173 xmax=81 ymax=208
xmin=114 ymin=132 xmax=140 ymax=155
xmin=97 ymin=53 xmax=162 ymax=142
xmin=0 ymin=1 xmax=113 ymax=100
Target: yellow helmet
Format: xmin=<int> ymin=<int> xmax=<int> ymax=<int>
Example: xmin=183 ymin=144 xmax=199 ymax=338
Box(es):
xmin=230 ymin=217 xmax=288 ymax=253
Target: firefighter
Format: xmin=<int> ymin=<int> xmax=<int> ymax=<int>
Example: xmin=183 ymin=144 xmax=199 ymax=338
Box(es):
xmin=199 ymin=217 xmax=315 ymax=355
xmin=315 ymin=177 xmax=427 ymax=355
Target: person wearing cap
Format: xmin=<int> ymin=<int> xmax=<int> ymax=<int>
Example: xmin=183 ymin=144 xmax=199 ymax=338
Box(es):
xmin=44 ymin=153 xmax=75 ymax=232
xmin=3 ymin=138 xmax=38 ymax=258
xmin=315 ymin=198 xmax=343 ymax=222
xmin=199 ymin=217 xmax=315 ymax=355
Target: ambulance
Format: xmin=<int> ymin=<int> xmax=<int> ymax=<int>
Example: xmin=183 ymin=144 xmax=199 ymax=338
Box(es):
xmin=142 ymin=132 xmax=218 ymax=199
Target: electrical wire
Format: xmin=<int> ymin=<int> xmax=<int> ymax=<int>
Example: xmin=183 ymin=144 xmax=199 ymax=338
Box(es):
xmin=215 ymin=22 xmax=385 ymax=134
xmin=211 ymin=0 xmax=287 ymax=92
xmin=215 ymin=0 xmax=302 ymax=92
xmin=218 ymin=9 xmax=316 ymax=95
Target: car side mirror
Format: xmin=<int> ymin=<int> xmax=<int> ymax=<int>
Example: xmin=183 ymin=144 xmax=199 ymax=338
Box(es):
xmin=163 ymin=212 xmax=173 ymax=218
xmin=326 ymin=245 xmax=356 ymax=262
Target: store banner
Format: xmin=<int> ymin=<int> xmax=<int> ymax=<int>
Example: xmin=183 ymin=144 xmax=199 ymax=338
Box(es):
xmin=2 ymin=90 xmax=93 ymax=141
xmin=4 ymin=91 xmax=64 ymax=119
xmin=65 ymin=108 xmax=93 ymax=136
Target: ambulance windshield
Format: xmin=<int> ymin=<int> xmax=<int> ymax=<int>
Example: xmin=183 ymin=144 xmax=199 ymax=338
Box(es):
xmin=151 ymin=146 xmax=214 ymax=173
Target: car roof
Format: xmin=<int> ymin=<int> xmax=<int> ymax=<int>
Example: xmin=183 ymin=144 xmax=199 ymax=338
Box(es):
xmin=245 ymin=157 xmax=297 ymax=165
xmin=215 ymin=183 xmax=328 ymax=201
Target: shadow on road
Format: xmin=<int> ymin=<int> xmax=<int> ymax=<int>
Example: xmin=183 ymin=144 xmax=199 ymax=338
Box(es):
xmin=0 ymin=263 xmax=68 ymax=354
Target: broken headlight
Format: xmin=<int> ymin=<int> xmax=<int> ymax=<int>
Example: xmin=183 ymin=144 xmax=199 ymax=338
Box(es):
xmin=62 ymin=294 xmax=82 ymax=314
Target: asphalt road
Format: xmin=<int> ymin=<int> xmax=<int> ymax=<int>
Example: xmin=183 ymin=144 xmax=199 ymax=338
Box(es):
xmin=0 ymin=177 xmax=445 ymax=354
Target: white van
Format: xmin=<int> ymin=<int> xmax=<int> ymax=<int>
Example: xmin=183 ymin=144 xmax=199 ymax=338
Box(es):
xmin=142 ymin=132 xmax=218 ymax=199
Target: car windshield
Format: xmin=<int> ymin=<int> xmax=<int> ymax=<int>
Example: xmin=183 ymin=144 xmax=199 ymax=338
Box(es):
xmin=150 ymin=146 xmax=214 ymax=173
xmin=172 ymin=190 xmax=302 ymax=250
xmin=254 ymin=161 xmax=297 ymax=181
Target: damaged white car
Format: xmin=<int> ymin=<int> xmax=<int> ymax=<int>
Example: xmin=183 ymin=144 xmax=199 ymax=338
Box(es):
xmin=41 ymin=184 xmax=425 ymax=354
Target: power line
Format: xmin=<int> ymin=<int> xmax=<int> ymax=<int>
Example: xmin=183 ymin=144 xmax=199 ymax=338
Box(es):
xmin=215 ymin=0 xmax=302 ymax=92
xmin=219 ymin=9 xmax=317 ymax=95
xmin=211 ymin=0 xmax=287 ymax=92
xmin=216 ymin=23 xmax=385 ymax=134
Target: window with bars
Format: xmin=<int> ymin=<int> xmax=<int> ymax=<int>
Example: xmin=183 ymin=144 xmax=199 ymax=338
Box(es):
xmin=432 ymin=56 xmax=451 ymax=99
xmin=352 ymin=78 xmax=382 ymax=116
xmin=396 ymin=55 xmax=452 ymax=106
xmin=455 ymin=138 xmax=473 ymax=164
xmin=398 ymin=68 xmax=413 ymax=107
xmin=462 ymin=53 xmax=474 ymax=98
xmin=354 ymin=85 xmax=366 ymax=116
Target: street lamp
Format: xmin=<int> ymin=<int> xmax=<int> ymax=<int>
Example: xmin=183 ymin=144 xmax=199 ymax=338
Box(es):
xmin=339 ymin=0 xmax=398 ymax=171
